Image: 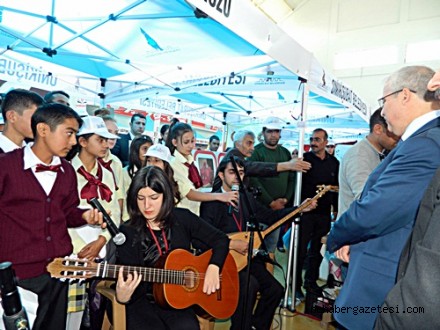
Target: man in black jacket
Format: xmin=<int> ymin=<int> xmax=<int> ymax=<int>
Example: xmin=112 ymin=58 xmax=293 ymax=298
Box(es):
xmin=201 ymin=156 xmax=316 ymax=330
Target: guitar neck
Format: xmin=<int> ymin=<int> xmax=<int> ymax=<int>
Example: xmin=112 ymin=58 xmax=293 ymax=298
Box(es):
xmin=97 ymin=263 xmax=185 ymax=285
xmin=261 ymin=185 xmax=335 ymax=239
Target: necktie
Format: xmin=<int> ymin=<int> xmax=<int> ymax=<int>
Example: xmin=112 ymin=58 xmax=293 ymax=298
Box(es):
xmin=35 ymin=164 xmax=62 ymax=172
xmin=184 ymin=162 xmax=203 ymax=189
xmin=77 ymin=164 xmax=113 ymax=202
xmin=98 ymin=158 xmax=119 ymax=190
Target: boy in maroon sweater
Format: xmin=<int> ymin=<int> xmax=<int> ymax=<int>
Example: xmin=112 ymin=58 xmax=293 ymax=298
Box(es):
xmin=0 ymin=103 xmax=104 ymax=330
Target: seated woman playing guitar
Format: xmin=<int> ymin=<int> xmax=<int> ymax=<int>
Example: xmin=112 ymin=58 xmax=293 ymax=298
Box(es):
xmin=115 ymin=166 xmax=231 ymax=330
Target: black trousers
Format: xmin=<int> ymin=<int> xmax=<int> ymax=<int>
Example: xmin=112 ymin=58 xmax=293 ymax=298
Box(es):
xmin=18 ymin=273 xmax=68 ymax=330
xmin=125 ymin=297 xmax=199 ymax=330
xmin=231 ymin=258 xmax=284 ymax=330
xmin=296 ymin=213 xmax=331 ymax=289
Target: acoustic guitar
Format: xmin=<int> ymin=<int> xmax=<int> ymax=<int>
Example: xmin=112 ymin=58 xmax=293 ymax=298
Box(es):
xmin=228 ymin=185 xmax=338 ymax=271
xmin=47 ymin=249 xmax=239 ymax=319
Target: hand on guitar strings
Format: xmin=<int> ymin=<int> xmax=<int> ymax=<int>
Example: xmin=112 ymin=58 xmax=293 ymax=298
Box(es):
xmin=116 ymin=267 xmax=142 ymax=304
xmin=203 ymin=264 xmax=220 ymax=295
xmin=300 ymin=198 xmax=318 ymax=212
xmin=230 ymin=239 xmax=249 ymax=255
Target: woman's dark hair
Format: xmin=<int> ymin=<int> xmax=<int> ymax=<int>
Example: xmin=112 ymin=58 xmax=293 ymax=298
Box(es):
xmin=65 ymin=133 xmax=94 ymax=161
xmin=160 ymin=124 xmax=169 ymax=136
xmin=143 ymin=156 xmax=181 ymax=204
xmin=127 ymin=135 xmax=153 ymax=178
xmin=165 ymin=121 xmax=193 ymax=155
xmin=127 ymin=166 xmax=175 ymax=231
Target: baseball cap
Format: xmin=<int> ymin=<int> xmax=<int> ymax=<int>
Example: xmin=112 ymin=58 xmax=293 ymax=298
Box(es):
xmin=77 ymin=116 xmax=120 ymax=139
xmin=145 ymin=144 xmax=171 ymax=163
xmin=263 ymin=116 xmax=283 ymax=130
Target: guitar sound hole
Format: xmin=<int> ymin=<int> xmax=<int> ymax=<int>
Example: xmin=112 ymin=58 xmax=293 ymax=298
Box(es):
xmin=183 ymin=270 xmax=197 ymax=290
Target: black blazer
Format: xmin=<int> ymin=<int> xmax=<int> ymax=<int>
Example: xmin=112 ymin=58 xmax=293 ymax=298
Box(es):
xmin=111 ymin=133 xmax=130 ymax=167
xmin=375 ymin=167 xmax=440 ymax=329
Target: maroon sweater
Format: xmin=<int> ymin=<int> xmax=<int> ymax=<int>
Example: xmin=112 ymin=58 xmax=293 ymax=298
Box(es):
xmin=0 ymin=148 xmax=87 ymax=279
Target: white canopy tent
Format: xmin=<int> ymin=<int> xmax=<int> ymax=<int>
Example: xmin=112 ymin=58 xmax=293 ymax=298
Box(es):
xmin=0 ymin=0 xmax=370 ymax=142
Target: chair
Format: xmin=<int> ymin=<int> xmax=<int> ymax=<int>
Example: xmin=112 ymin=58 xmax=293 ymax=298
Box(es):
xmin=96 ymin=281 xmax=215 ymax=330
xmin=96 ymin=281 xmax=125 ymax=330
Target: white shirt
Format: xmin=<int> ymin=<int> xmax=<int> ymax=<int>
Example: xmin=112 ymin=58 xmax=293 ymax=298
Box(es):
xmin=23 ymin=143 xmax=63 ymax=196
xmin=69 ymin=155 xmax=121 ymax=257
xmin=0 ymin=133 xmax=26 ymax=153
xmin=170 ymin=150 xmax=201 ymax=216
xmin=402 ymin=110 xmax=440 ymax=141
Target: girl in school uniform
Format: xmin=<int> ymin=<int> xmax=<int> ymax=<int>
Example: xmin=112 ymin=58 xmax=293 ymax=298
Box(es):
xmin=121 ymin=135 xmax=153 ymax=220
xmin=144 ymin=143 xmax=181 ymax=203
xmin=98 ymin=115 xmax=125 ymax=222
xmin=165 ymin=121 xmax=238 ymax=216
xmin=65 ymin=116 xmax=121 ymax=329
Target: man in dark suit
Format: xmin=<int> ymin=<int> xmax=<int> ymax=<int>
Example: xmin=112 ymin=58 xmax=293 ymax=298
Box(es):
xmin=326 ymin=66 xmax=440 ymax=329
xmin=111 ymin=113 xmax=146 ymax=166
xmin=374 ymin=70 xmax=440 ymax=329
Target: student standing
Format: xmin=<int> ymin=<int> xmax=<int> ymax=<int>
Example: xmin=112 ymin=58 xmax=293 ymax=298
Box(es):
xmin=65 ymin=116 xmax=120 ymax=328
xmin=0 ymin=103 xmax=103 ymax=330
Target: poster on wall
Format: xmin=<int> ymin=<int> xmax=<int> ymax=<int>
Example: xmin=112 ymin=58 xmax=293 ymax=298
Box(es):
xmin=194 ymin=150 xmax=216 ymax=190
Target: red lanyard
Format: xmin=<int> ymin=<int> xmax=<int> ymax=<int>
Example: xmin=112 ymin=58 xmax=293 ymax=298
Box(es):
xmin=147 ymin=224 xmax=169 ymax=256
xmin=231 ymin=204 xmax=242 ymax=232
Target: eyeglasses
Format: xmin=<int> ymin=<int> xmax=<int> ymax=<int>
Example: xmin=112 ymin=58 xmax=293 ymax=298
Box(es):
xmin=378 ymin=88 xmax=417 ymax=107
xmin=309 ymin=137 xmax=324 ymax=143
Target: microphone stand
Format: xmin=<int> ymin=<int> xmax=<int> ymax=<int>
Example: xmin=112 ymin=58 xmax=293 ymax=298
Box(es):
xmin=229 ymin=156 xmax=271 ymax=328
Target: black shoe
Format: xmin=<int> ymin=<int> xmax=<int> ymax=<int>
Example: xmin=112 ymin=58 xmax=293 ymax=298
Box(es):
xmin=276 ymin=245 xmax=286 ymax=253
xmin=304 ymin=281 xmax=322 ymax=294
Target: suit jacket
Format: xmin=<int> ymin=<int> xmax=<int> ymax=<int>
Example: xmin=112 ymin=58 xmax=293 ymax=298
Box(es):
xmin=375 ymin=167 xmax=440 ymax=329
xmin=327 ymin=117 xmax=440 ymax=329
xmin=111 ymin=133 xmax=130 ymax=167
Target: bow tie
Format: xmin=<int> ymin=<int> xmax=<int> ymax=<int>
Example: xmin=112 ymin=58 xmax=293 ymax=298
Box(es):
xmin=35 ymin=164 xmax=62 ymax=173
xmin=98 ymin=158 xmax=119 ymax=190
xmin=77 ymin=165 xmax=113 ymax=202
xmin=184 ymin=162 xmax=203 ymax=189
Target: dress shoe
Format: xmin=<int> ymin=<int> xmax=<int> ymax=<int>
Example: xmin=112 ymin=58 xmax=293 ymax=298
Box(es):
xmin=276 ymin=245 xmax=286 ymax=253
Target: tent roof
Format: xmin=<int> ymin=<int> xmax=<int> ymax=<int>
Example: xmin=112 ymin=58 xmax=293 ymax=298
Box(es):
xmin=0 ymin=0 xmax=369 ymax=141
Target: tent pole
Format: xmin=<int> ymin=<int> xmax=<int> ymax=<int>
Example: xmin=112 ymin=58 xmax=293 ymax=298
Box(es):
xmin=283 ymin=80 xmax=308 ymax=311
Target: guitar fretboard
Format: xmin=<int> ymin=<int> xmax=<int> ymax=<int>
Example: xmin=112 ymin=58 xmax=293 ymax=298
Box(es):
xmin=97 ymin=262 xmax=188 ymax=285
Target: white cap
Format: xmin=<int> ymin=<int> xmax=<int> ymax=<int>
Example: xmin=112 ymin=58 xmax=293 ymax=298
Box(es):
xmin=263 ymin=116 xmax=283 ymax=130
xmin=77 ymin=116 xmax=120 ymax=139
xmin=145 ymin=144 xmax=171 ymax=163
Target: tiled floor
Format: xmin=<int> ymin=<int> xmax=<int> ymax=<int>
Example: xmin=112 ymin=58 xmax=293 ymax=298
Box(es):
xmin=213 ymin=248 xmax=337 ymax=329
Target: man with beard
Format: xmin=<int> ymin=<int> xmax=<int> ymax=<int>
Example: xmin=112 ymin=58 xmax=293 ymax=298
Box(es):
xmin=249 ymin=117 xmax=296 ymax=258
xmin=211 ymin=129 xmax=311 ymax=192
xmin=296 ymin=128 xmax=339 ymax=300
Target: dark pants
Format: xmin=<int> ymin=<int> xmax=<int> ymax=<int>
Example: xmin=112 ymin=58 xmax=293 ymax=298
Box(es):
xmin=126 ymin=298 xmax=199 ymax=330
xmin=18 ymin=273 xmax=68 ymax=330
xmin=296 ymin=213 xmax=331 ymax=289
xmin=231 ymin=258 xmax=284 ymax=330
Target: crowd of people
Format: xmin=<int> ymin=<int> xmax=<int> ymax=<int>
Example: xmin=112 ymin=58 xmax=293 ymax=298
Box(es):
xmin=0 ymin=64 xmax=439 ymax=330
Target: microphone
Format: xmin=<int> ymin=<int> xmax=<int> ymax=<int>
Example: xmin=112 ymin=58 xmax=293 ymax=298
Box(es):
xmin=253 ymin=250 xmax=280 ymax=267
xmin=0 ymin=262 xmax=30 ymax=330
xmin=228 ymin=184 xmax=239 ymax=215
xmin=89 ymin=198 xmax=126 ymax=246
